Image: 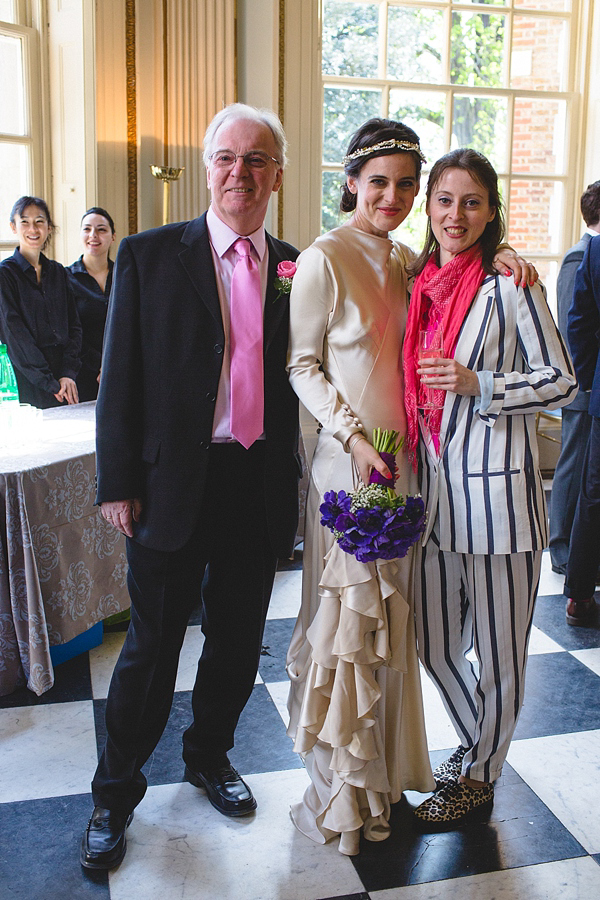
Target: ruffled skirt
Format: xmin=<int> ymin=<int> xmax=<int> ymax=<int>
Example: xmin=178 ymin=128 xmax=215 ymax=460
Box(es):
xmin=287 ymin=477 xmax=434 ymax=854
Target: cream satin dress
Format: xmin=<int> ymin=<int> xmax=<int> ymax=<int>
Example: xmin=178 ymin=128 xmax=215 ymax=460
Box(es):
xmin=286 ymin=225 xmax=434 ymax=856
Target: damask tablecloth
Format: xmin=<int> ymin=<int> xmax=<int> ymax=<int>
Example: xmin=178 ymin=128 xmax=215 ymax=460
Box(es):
xmin=0 ymin=403 xmax=129 ymax=696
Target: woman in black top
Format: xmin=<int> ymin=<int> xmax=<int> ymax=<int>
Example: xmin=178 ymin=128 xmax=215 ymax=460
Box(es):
xmin=0 ymin=196 xmax=82 ymax=408
xmin=67 ymin=208 xmax=115 ymax=401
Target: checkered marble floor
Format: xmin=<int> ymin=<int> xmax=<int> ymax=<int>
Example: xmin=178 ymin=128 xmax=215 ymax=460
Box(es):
xmin=1 ymin=551 xmax=600 ymax=900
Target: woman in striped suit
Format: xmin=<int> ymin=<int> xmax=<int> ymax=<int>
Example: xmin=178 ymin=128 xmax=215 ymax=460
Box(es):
xmin=403 ymin=149 xmax=577 ymax=828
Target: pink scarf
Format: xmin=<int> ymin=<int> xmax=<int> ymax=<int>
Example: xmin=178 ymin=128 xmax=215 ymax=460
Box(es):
xmin=403 ymin=244 xmax=486 ymax=469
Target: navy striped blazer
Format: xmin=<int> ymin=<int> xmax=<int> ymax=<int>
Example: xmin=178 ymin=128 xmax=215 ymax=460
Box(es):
xmin=419 ymin=274 xmax=577 ymax=555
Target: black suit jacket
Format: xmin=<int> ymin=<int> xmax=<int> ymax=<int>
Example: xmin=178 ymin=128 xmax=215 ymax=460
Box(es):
xmin=95 ymin=213 xmax=300 ymax=556
xmin=568 ymin=233 xmax=600 ymax=418
xmin=557 ymin=233 xmax=591 ymax=412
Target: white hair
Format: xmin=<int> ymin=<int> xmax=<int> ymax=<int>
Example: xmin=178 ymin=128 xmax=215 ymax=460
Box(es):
xmin=203 ymin=103 xmax=287 ymax=168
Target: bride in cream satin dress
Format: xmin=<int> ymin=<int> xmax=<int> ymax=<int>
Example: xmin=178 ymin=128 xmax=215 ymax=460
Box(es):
xmin=285 ymin=118 xmax=435 ymax=857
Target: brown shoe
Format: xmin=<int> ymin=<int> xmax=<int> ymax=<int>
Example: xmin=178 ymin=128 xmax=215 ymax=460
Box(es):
xmin=413 ymin=781 xmax=494 ymax=831
xmin=432 ymin=746 xmax=467 ymax=788
xmin=566 ymin=596 xmax=597 ymax=626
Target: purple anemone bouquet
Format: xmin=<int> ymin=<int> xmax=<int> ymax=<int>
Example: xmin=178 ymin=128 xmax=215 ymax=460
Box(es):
xmin=320 ymin=429 xmax=426 ymax=564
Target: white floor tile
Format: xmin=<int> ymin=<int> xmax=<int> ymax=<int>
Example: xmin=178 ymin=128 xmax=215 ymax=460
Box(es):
xmin=528 ymin=624 xmax=564 ymax=655
xmin=89 ymin=630 xmax=125 ymax=699
xmin=108 ymin=769 xmax=365 ymax=900
xmin=420 ymin=668 xmax=457 ymax=752
xmin=268 ymin=569 xmax=302 ymax=620
xmin=507 ymin=729 xmax=600 ymax=854
xmin=0 ymin=701 xmax=97 ymax=802
xmin=571 ymin=648 xmax=600 ymax=677
xmin=539 ymin=551 xmax=565 ymax=598
xmin=265 ymin=680 xmax=292 ymax=728
xmin=90 ymin=625 xmax=259 ymax=698
xmin=174 ymin=626 xmax=205 ymax=693
xmin=370 ymin=856 xmax=600 ymax=899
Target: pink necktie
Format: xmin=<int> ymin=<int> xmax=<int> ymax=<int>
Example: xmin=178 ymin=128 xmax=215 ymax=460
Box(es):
xmin=229 ymin=238 xmax=264 ymax=448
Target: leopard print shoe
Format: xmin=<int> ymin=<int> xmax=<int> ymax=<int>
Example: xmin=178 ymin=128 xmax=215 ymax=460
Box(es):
xmin=413 ymin=781 xmax=494 ymax=831
xmin=432 ymin=746 xmax=467 ymax=788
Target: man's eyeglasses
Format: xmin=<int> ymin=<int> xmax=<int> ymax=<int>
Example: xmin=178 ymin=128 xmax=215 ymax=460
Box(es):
xmin=208 ymin=150 xmax=280 ymax=170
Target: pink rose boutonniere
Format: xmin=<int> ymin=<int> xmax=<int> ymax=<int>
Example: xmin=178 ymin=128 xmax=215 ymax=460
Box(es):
xmin=274 ymin=260 xmax=297 ymax=301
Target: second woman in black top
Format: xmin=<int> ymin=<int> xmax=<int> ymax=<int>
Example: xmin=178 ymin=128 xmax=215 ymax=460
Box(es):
xmin=67 ymin=207 xmax=115 ymax=401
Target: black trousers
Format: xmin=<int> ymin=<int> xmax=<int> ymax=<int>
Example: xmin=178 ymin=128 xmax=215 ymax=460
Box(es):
xmin=565 ymin=415 xmax=600 ymax=601
xmin=92 ymin=442 xmax=278 ymax=815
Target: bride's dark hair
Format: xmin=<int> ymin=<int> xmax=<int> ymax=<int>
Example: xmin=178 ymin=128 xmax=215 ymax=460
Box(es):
xmin=340 ymin=118 xmax=423 ymax=213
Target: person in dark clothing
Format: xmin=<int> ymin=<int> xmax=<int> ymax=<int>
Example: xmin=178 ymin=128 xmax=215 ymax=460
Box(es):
xmin=564 ymin=233 xmax=600 ymax=625
xmin=0 ymin=196 xmax=81 ymax=408
xmin=68 ymin=208 xmax=115 ymax=401
xmin=549 ymin=181 xmax=600 ymax=575
xmin=80 ymin=104 xmax=300 ymax=872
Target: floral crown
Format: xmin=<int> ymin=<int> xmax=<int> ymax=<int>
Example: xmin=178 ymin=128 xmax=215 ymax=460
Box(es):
xmin=342 ymin=138 xmax=427 ymax=167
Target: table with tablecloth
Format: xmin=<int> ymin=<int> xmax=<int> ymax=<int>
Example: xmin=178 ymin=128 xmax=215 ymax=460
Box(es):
xmin=0 ymin=402 xmax=129 ymax=696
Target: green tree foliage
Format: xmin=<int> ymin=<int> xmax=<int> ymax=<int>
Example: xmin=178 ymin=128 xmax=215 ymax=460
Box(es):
xmin=322 ymin=2 xmax=509 ymax=233
xmin=450 ymin=11 xmax=506 ymax=161
xmin=322 ymin=0 xmax=379 ymax=78
xmin=323 ymin=87 xmax=382 ymax=164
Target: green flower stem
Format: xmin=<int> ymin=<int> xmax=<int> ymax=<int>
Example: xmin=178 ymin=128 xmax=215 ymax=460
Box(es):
xmin=372 ymin=427 xmax=404 ymax=456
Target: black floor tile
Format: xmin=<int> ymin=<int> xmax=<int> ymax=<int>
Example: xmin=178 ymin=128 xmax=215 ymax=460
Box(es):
xmin=93 ymin=692 xmax=191 ymax=787
xmin=0 ymin=793 xmax=109 ymax=900
xmin=230 ymin=683 xmax=303 ymax=775
xmin=0 ymin=652 xmax=93 ymax=709
xmin=515 ymin=651 xmax=600 ymax=739
xmin=533 ymin=594 xmax=600 ymax=650
xmin=351 ymin=768 xmax=585 ymax=892
xmin=93 ymin=683 xmax=302 ymax=787
xmin=259 ymin=618 xmax=296 ymax=682
xmin=592 ymin=853 xmax=600 ymax=867
xmin=318 ymin=894 xmax=370 ymax=900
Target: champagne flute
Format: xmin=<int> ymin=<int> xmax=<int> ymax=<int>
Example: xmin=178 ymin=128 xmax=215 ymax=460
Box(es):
xmin=418 ymin=328 xmax=445 ymax=410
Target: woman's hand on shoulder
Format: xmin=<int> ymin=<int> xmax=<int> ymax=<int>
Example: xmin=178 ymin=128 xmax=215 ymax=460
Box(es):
xmin=493 ymin=247 xmax=538 ymax=287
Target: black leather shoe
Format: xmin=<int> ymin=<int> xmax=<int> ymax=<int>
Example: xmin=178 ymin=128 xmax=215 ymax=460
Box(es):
xmin=80 ymin=807 xmax=133 ymax=870
xmin=185 ymin=762 xmax=257 ymax=817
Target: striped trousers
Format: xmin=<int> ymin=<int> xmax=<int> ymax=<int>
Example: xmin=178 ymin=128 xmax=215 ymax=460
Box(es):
xmin=414 ymin=526 xmax=541 ymax=783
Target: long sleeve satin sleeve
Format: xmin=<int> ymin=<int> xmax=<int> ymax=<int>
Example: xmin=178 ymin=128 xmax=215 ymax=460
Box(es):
xmin=287 ymin=244 xmax=365 ymax=450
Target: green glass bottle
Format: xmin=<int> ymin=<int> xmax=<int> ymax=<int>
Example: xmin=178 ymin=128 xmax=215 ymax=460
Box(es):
xmin=0 ymin=343 xmax=20 ymax=403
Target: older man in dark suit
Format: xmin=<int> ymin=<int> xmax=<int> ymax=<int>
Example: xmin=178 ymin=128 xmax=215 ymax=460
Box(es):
xmin=549 ymin=181 xmax=600 ymax=575
xmin=81 ymin=104 xmax=300 ymax=870
xmin=564 ymin=231 xmax=600 ymax=625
